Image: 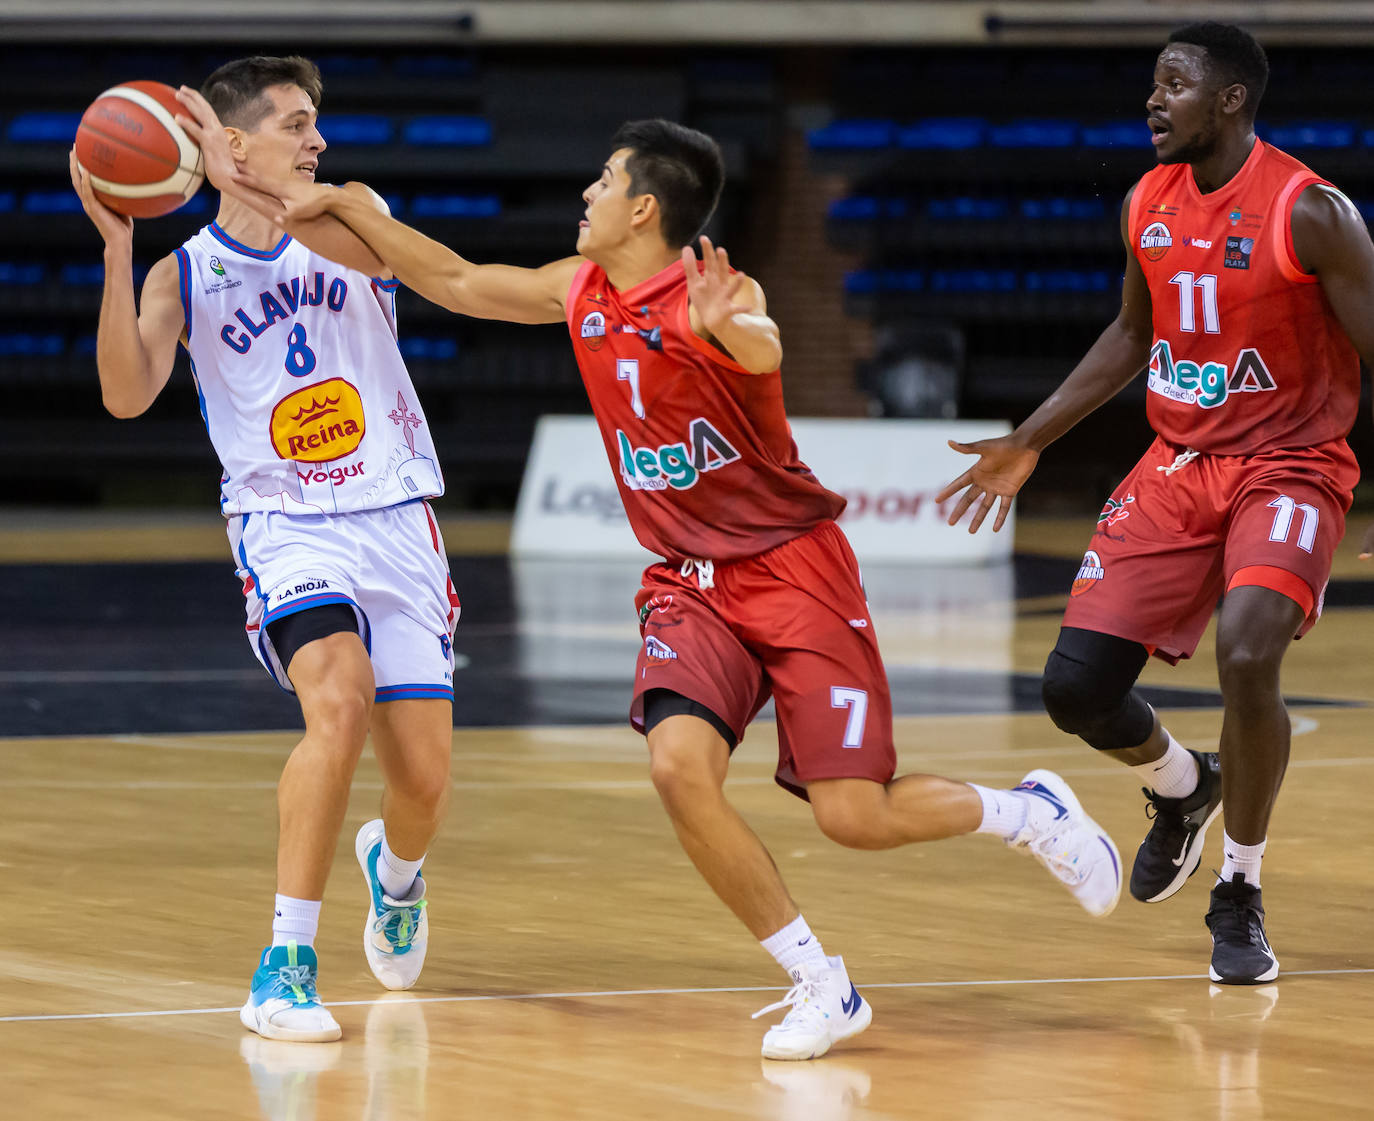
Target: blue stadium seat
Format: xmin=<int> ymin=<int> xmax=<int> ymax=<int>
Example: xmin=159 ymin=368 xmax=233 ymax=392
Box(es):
xmin=0 ymin=262 xmax=46 ymax=285
xmin=315 ymin=54 xmax=384 ymax=77
xmin=73 ymin=334 xmax=99 ymax=355
xmin=897 ymin=118 xmax=987 ymax=150
xmin=0 ymin=192 xmax=15 ymax=213
xmin=828 ymin=197 xmax=911 ymax=221
xmin=60 ymin=264 xmax=105 ymax=286
xmin=877 ymin=268 xmax=924 ymax=292
xmin=399 ymin=336 xmax=459 ymax=360
xmin=8 ymin=112 xmax=82 ymax=143
xmin=931 ymin=269 xmax=1017 ymax=292
xmin=1080 ymin=121 xmax=1151 ymax=148
xmin=1020 ymin=197 xmax=1108 ymax=220
xmin=410 ymin=194 xmax=502 ymax=218
xmin=843 ymin=270 xmax=880 ymax=294
xmin=1024 ymin=269 xmax=1113 ymax=292
xmin=1267 ymin=121 xmax=1354 ymax=149
xmin=806 ymin=119 xmax=897 ymax=151
xmin=321 ymin=115 xmax=392 ymax=145
xmin=0 ymin=333 xmax=64 ymax=355
xmin=23 ymin=191 xmax=85 ymax=214
xmin=927 ymin=197 xmax=1008 ymax=220
xmin=394 ymin=54 xmax=476 ymax=79
xmin=402 ymin=116 xmax=492 ymax=147
xmin=988 ymin=120 xmax=1077 ymax=148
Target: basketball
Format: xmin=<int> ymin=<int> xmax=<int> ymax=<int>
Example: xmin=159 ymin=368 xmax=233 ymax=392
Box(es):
xmin=74 ymin=81 xmax=204 ymax=218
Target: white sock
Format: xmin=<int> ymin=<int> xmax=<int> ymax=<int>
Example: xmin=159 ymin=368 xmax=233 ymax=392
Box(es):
xmin=272 ymin=894 xmax=321 ymax=947
xmin=377 ymin=834 xmax=425 ymax=900
xmin=1219 ymin=833 xmax=1265 ymax=887
xmin=971 ymin=783 xmax=1029 ymax=840
xmin=1132 ymin=732 xmax=1199 ymax=799
xmin=761 ymin=915 xmax=829 ymax=982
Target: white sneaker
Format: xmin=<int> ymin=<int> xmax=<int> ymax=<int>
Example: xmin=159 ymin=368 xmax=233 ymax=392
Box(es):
xmin=753 ymin=955 xmax=872 ymax=1061
xmin=1008 ymin=769 xmax=1122 ymax=917
xmin=239 ymin=942 xmax=343 ymax=1043
xmin=355 ymin=819 xmax=429 ymax=990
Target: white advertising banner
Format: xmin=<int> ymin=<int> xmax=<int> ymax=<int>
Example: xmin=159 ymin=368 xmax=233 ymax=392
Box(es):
xmin=511 ymin=415 xmax=1014 ymax=564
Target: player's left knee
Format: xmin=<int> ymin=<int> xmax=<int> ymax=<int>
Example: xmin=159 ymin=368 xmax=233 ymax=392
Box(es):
xmin=810 ymin=786 xmax=888 ymax=849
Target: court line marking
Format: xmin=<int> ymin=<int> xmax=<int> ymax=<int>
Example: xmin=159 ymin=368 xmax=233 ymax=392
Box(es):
xmin=4 ymin=967 xmax=1372 ymax=1024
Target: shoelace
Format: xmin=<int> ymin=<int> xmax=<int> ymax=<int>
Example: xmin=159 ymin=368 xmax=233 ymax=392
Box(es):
xmin=373 ymin=899 xmax=427 ymax=947
xmin=274 ymin=963 xmax=317 ymax=1004
xmin=1156 ymin=448 xmax=1200 ymax=476
xmin=1209 ymin=895 xmax=1265 ymax=944
xmin=680 ymin=557 xmax=715 ymax=590
xmin=1019 ymin=828 xmax=1090 ymax=886
xmin=752 ymin=977 xmax=823 ymax=1024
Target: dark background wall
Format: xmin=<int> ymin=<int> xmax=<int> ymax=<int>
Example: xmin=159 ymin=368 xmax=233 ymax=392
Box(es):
xmin=3 ymin=32 xmax=1371 ymax=514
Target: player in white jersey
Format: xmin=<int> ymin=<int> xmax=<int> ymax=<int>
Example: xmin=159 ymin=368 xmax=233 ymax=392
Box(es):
xmin=69 ymin=55 xmax=457 ymax=1042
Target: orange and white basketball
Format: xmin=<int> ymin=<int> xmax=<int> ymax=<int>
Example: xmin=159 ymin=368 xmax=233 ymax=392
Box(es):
xmin=74 ymin=81 xmax=204 ymax=218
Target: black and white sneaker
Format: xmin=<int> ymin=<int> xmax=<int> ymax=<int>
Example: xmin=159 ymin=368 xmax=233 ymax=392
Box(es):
xmin=1130 ymin=750 xmax=1222 ymax=903
xmin=1206 ymin=873 xmax=1279 ymax=984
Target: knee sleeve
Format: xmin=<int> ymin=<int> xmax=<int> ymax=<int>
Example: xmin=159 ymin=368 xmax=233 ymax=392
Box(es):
xmin=1040 ymin=627 xmax=1153 ymax=751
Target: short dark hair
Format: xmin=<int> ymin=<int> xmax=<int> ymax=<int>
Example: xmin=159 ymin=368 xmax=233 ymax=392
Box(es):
xmin=610 ymin=119 xmax=724 ymax=248
xmin=201 ymin=55 xmax=322 ymax=130
xmin=1167 ymin=22 xmax=1269 ymax=118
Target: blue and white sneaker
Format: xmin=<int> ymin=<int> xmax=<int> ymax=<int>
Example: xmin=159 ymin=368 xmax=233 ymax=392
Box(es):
xmin=753 ymin=955 xmax=872 ymax=1061
xmin=355 ymin=819 xmax=429 ymax=991
xmin=239 ymin=941 xmax=342 ymax=1042
xmin=1008 ymin=769 xmax=1122 ymax=917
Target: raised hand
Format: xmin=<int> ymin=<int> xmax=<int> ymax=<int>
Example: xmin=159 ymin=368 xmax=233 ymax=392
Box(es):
xmin=69 ymin=147 xmax=133 ymax=245
xmin=935 ymin=435 xmax=1040 ymax=534
xmin=173 ymin=86 xmax=287 ymax=223
xmin=683 ymin=235 xmax=752 ymax=337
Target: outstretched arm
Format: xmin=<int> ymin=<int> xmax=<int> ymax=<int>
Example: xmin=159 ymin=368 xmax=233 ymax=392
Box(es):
xmin=1291 ymin=182 xmax=1374 ymax=558
xmin=286 ymin=185 xmax=580 ymax=325
xmin=937 ymin=186 xmax=1155 ymax=532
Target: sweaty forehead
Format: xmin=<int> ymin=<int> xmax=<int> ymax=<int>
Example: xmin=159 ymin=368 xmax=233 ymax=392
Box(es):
xmin=1155 ymin=44 xmax=1212 ymax=83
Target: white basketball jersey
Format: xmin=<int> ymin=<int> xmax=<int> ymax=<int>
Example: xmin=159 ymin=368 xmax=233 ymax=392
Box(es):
xmin=175 ymin=222 xmax=444 ymax=515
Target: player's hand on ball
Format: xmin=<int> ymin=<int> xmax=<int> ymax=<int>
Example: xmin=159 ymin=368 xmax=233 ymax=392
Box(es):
xmin=936 ymin=436 xmax=1040 ymax=534
xmin=68 ymin=147 xmax=133 ymax=242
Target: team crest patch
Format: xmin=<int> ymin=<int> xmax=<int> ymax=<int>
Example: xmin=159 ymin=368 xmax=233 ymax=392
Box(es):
xmin=1070 ymin=550 xmax=1105 ymax=597
xmin=270 ymin=377 xmax=366 ymax=463
xmin=645 ymin=635 xmax=677 ymax=662
xmin=1139 ymin=221 xmax=1172 ymax=261
xmin=581 ymin=310 xmax=606 ymax=351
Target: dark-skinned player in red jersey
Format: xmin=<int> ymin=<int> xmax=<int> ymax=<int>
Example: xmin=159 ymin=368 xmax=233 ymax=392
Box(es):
xmin=175 ymin=98 xmax=1125 ymax=1059
xmin=940 ymin=22 xmax=1374 ymax=986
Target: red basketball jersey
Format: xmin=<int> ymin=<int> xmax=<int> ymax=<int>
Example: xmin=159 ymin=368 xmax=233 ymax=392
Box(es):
xmin=1129 ymin=140 xmax=1360 ymax=455
xmin=566 ymin=259 xmax=844 ymax=564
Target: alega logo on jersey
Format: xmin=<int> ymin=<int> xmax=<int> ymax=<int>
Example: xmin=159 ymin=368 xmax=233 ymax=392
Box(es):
xmin=270 ymin=377 xmax=366 ymax=462
xmin=617 ymin=417 xmax=740 ymax=491
xmin=1147 ymin=339 xmax=1276 ymax=409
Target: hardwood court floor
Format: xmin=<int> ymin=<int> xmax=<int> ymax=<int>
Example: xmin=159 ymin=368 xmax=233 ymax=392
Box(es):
xmin=3 ymin=513 xmax=1373 ymax=1119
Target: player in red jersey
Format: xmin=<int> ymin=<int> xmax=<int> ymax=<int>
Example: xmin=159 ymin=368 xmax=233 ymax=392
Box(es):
xmin=941 ymin=22 xmax=1374 ymax=985
xmin=182 ymin=106 xmax=1123 ymax=1059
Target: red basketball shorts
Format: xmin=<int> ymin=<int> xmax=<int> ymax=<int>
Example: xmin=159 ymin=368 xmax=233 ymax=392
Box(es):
xmin=629 ymin=520 xmax=896 ymax=799
xmin=1062 ymin=436 xmax=1358 ymax=663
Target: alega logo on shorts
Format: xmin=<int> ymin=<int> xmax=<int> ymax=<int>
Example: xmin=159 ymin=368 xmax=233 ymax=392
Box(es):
xmin=618 ymin=417 xmax=740 ymax=491
xmin=1147 ymin=340 xmax=1275 ymax=410
xmin=1071 ymin=550 xmax=1105 ymax=597
xmin=270 ymin=378 xmax=366 ymax=462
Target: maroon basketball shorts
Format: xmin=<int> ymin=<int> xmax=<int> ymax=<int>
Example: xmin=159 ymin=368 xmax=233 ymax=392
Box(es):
xmin=1062 ymin=436 xmax=1358 ymax=663
xmin=629 ymin=520 xmax=897 ymax=799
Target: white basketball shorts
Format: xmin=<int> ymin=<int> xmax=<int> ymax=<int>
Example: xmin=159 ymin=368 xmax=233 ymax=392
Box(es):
xmin=227 ymin=500 xmax=460 ymax=702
